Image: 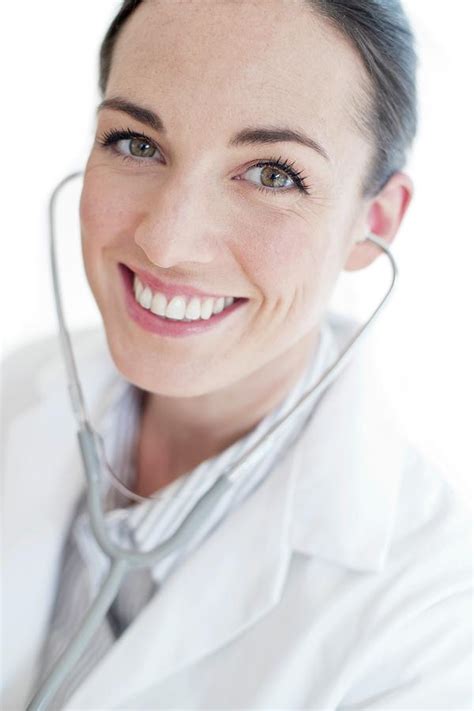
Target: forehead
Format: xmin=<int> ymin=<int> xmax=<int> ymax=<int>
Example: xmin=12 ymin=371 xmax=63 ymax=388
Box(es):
xmin=107 ymin=0 xmax=370 ymax=163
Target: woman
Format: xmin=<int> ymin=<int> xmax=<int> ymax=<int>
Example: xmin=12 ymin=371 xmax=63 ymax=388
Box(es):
xmin=2 ymin=0 xmax=471 ymax=709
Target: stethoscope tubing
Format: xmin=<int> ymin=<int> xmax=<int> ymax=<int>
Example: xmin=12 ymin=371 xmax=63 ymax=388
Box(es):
xmin=26 ymin=170 xmax=398 ymax=710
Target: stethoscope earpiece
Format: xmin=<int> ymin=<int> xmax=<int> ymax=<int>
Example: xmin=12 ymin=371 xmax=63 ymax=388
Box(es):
xmin=356 ymin=231 xmax=378 ymax=244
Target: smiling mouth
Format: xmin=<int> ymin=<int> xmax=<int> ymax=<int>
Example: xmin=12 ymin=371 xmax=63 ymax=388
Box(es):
xmin=119 ymin=263 xmax=249 ymax=334
xmin=122 ymin=264 xmax=245 ymax=317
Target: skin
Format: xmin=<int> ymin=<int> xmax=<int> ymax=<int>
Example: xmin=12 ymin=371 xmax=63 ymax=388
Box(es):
xmin=80 ymin=0 xmax=413 ymax=498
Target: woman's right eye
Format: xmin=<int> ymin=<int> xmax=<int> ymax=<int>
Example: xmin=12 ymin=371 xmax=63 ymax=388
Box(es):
xmin=96 ymin=129 xmax=161 ymax=162
xmin=118 ymin=136 xmax=158 ymax=159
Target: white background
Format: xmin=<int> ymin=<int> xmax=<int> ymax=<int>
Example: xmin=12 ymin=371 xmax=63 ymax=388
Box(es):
xmin=1 ymin=1 xmax=473 ymax=506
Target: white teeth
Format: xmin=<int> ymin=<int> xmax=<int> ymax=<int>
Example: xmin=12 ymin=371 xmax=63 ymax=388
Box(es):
xmin=186 ymin=296 xmax=203 ymax=320
xmin=132 ymin=274 xmax=236 ymax=321
xmin=165 ymin=296 xmax=186 ymax=320
xmin=138 ymin=286 xmax=153 ymax=309
xmin=134 ymin=278 xmax=143 ymax=301
xmin=199 ymin=297 xmax=214 ymax=320
xmin=150 ymin=292 xmax=167 ymax=316
xmin=213 ymin=297 xmax=225 ymax=314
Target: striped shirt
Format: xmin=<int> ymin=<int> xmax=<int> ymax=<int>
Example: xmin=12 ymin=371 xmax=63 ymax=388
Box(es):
xmin=30 ymin=318 xmax=339 ymax=705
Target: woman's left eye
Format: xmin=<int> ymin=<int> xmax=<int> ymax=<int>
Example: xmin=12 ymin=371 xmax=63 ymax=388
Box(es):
xmin=96 ymin=128 xmax=311 ymax=196
xmin=243 ymin=162 xmax=309 ymax=195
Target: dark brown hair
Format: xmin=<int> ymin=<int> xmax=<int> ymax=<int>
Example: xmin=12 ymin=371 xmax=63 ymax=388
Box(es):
xmin=98 ymin=0 xmax=418 ymax=198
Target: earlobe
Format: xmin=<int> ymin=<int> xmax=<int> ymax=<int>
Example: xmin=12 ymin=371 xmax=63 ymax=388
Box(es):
xmin=344 ymin=171 xmax=414 ymax=272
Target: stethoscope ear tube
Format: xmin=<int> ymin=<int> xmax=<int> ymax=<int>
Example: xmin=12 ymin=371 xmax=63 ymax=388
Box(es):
xmin=49 ymin=171 xmax=88 ymax=427
xmin=26 ymin=171 xmax=398 ymax=711
xmin=78 ymin=422 xmax=234 ymax=566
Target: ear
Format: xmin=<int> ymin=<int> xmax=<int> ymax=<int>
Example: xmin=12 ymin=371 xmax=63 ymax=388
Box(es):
xmin=344 ymin=171 xmax=414 ymax=271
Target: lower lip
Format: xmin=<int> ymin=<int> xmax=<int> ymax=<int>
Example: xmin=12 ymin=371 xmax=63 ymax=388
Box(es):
xmin=118 ymin=264 xmax=248 ymax=338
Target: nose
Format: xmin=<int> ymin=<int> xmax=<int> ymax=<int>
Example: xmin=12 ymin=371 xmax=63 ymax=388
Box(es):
xmin=133 ymin=178 xmax=220 ymax=269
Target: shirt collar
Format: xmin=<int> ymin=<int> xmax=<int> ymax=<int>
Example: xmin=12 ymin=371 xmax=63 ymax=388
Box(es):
xmin=90 ymin=313 xmax=341 ymax=504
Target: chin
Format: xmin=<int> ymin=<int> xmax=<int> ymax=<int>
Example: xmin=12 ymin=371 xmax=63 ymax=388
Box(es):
xmin=104 ymin=337 xmax=222 ymax=397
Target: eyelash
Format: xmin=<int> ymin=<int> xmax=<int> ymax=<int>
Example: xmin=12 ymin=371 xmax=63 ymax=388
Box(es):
xmin=95 ymin=127 xmax=312 ymax=196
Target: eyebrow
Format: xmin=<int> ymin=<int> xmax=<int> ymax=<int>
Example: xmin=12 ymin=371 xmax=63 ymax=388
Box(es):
xmin=96 ymin=96 xmax=330 ymax=162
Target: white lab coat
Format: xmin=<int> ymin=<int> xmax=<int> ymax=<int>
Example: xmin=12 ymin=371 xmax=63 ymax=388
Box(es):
xmin=1 ymin=315 xmax=472 ymax=710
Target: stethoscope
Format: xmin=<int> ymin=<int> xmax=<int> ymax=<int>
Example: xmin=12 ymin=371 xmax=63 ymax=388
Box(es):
xmin=27 ymin=170 xmax=399 ymax=710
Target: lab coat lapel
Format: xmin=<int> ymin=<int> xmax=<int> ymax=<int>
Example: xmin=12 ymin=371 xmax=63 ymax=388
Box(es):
xmin=64 ymin=428 xmax=300 ymax=709
xmin=1 ymin=329 xmax=120 ymax=710
xmin=290 ymin=316 xmax=406 ymax=572
xmin=1 ymin=329 xmax=131 ymax=708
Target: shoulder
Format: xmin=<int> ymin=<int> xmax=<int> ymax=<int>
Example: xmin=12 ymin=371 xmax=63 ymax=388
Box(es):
xmin=379 ymin=442 xmax=472 ymax=642
xmin=290 ymin=430 xmax=471 ymax=644
xmin=340 ymin=446 xmax=473 ymax=707
xmin=290 ymin=442 xmax=472 ymax=707
xmin=391 ymin=441 xmax=471 ymax=580
xmin=1 ymin=326 xmax=111 ymax=431
xmin=1 ymin=331 xmax=60 ymax=427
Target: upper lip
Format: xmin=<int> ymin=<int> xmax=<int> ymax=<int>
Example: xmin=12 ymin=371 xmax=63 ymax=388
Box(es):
xmin=123 ymin=263 xmax=242 ymax=301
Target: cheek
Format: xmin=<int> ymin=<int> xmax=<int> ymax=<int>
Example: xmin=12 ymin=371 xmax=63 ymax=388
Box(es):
xmin=79 ymin=171 xmax=142 ymax=249
xmin=245 ymin=211 xmax=347 ymax=338
xmin=237 ymin=211 xmax=322 ymax=299
xmin=79 ymin=171 xmax=142 ymax=300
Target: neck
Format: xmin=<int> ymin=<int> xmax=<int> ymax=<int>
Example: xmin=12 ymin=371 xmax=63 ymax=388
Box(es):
xmin=134 ymin=326 xmax=322 ymax=498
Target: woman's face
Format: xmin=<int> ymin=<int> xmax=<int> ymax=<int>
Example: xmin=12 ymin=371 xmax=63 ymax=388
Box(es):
xmin=80 ymin=0 xmax=375 ymax=398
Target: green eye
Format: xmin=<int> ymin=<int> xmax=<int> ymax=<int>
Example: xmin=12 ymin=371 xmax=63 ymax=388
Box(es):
xmin=128 ymin=137 xmax=156 ymax=158
xmin=97 ymin=128 xmax=160 ymax=161
xmin=259 ymin=165 xmax=291 ymax=189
